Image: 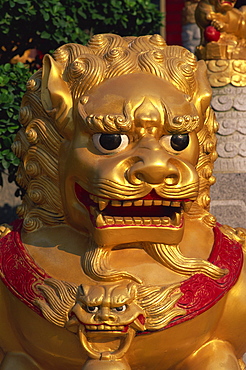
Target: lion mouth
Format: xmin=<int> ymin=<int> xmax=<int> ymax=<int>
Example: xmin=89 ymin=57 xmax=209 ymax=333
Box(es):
xmin=75 ymin=183 xmax=192 ymax=229
xmin=219 ymin=0 xmax=235 ymax=6
xmin=84 ymin=323 xmax=128 ymax=334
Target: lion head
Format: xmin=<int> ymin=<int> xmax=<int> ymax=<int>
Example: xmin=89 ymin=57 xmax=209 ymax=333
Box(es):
xmin=13 ymin=33 xmax=218 ymax=248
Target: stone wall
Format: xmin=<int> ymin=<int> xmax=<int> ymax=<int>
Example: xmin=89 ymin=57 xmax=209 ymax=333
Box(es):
xmin=210 ymin=85 xmax=246 ymax=228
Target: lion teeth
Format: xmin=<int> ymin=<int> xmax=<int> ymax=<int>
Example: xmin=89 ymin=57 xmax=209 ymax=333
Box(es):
xmin=93 ymin=214 xmax=182 ymax=227
xmin=111 ymin=200 xmax=121 ymax=207
xmin=98 ymin=198 xmax=109 ymax=211
xmin=105 ymin=216 xmax=115 ymax=225
xmin=162 ymin=200 xmax=171 ymax=206
xmin=143 ymin=217 xmax=151 ymax=225
xmin=143 ymin=200 xmax=153 ymax=206
xmin=161 ymin=217 xmax=170 ymax=225
xmin=153 ymin=200 xmax=162 ymax=206
xmin=170 ymin=201 xmax=181 ymax=207
xmin=124 ymin=217 xmax=134 ymax=225
xmin=176 ymin=212 xmax=181 ymax=225
xmin=133 ymin=217 xmax=143 ymax=225
xmin=123 ymin=201 xmax=132 ymax=207
xmin=114 ymin=217 xmax=124 ymax=225
xmin=85 ymin=324 xmax=124 ymax=331
xmin=152 ymin=217 xmax=162 ymax=226
xmin=133 ymin=200 xmax=143 ymax=206
xmin=96 ymin=213 xmax=106 ymax=227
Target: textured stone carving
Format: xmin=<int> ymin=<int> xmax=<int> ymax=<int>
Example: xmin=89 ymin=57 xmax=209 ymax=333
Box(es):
xmin=211 ymin=85 xmax=246 ymax=172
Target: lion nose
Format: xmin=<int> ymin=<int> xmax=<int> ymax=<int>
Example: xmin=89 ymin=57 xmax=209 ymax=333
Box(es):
xmin=128 ymin=159 xmax=179 ymax=185
xmin=95 ymin=308 xmax=117 ymax=323
xmin=127 ymin=139 xmax=180 ymax=185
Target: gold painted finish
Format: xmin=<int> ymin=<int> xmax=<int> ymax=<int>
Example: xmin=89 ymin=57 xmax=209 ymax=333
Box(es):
xmin=205 ymin=59 xmax=246 ymax=87
xmin=0 ymin=33 xmax=246 ymax=369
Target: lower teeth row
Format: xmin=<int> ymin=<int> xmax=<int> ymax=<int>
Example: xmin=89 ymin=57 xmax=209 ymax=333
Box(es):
xmin=102 ymin=215 xmax=174 ymax=226
xmin=85 ymin=324 xmax=124 ymax=331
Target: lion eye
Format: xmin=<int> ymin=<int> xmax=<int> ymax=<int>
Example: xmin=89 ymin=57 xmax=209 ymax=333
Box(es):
xmin=160 ymin=133 xmax=189 ymax=152
xmin=93 ymin=133 xmax=129 ymax=154
xmin=86 ymin=306 xmax=99 ymax=313
xmin=170 ymin=134 xmax=189 ymax=151
xmin=113 ymin=305 xmax=127 ymax=312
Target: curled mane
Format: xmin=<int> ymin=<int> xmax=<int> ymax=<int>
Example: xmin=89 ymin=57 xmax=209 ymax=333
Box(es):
xmin=13 ymin=33 xmax=217 ymax=232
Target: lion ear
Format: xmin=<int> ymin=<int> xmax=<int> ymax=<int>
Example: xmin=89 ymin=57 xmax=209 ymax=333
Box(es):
xmin=41 ymin=54 xmax=73 ymax=138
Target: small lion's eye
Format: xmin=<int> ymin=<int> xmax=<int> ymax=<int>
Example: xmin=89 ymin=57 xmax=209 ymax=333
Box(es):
xmin=86 ymin=306 xmax=99 ymax=313
xmin=170 ymin=134 xmax=189 ymax=151
xmin=160 ymin=133 xmax=189 ymax=152
xmin=113 ymin=305 xmax=127 ymax=312
xmin=93 ymin=133 xmax=129 ymax=154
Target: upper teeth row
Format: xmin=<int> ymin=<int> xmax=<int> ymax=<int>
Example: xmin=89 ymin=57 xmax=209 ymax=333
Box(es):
xmin=89 ymin=194 xmax=181 ymax=211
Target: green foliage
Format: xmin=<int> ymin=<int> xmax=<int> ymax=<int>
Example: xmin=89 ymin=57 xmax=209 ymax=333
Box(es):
xmin=0 ymin=0 xmax=163 ymax=189
xmin=0 ymin=0 xmax=163 ymax=63
xmin=0 ymin=62 xmax=32 ymax=186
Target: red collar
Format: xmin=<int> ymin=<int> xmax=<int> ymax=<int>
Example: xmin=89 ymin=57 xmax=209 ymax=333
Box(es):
xmin=0 ymin=221 xmax=243 ymax=328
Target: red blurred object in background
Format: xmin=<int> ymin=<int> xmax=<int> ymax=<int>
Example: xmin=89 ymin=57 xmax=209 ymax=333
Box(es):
xmin=204 ymin=25 xmax=221 ymax=42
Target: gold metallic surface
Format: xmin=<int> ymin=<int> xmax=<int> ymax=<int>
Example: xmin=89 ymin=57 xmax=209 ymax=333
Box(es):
xmin=1 ymin=34 xmax=246 ymax=369
xmin=205 ymin=59 xmax=246 ymax=87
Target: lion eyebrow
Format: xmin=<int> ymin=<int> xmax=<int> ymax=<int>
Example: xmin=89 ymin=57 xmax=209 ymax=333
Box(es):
xmin=84 ymin=114 xmax=132 ymax=133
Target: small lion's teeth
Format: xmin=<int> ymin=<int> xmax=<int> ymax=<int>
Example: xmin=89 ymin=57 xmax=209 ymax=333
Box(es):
xmin=162 ymin=200 xmax=171 ymax=206
xmin=153 ymin=200 xmax=162 ymax=206
xmin=98 ymin=325 xmax=104 ymax=330
xmin=111 ymin=200 xmax=121 ymax=207
xmin=182 ymin=201 xmax=192 ymax=212
xmin=104 ymin=325 xmax=111 ymax=330
xmin=134 ymin=200 xmax=143 ymax=206
xmin=171 ymin=201 xmax=181 ymax=207
xmin=98 ymin=198 xmax=109 ymax=211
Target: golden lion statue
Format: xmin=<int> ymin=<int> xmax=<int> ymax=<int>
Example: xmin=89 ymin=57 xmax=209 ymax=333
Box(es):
xmin=195 ymin=0 xmax=246 ymax=59
xmin=0 ymin=33 xmax=246 ymax=369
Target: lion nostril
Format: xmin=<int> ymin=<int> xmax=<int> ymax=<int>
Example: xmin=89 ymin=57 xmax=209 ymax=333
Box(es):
xmin=165 ymin=174 xmax=179 ymax=186
xmin=127 ymin=161 xmax=180 ymax=186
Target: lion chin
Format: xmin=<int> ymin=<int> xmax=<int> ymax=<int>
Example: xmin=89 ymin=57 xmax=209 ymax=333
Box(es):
xmin=0 ymin=33 xmax=246 ymax=370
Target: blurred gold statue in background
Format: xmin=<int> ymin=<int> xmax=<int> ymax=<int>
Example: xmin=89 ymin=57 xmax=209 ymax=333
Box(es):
xmin=0 ymin=33 xmax=246 ymax=369
xmin=195 ymin=0 xmax=246 ymax=86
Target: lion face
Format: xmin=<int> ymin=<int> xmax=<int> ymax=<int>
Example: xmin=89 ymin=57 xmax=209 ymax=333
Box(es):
xmin=214 ymin=0 xmax=236 ymax=11
xmin=16 ymin=34 xmax=216 ymax=238
xmin=60 ymin=73 xmax=200 ymax=247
